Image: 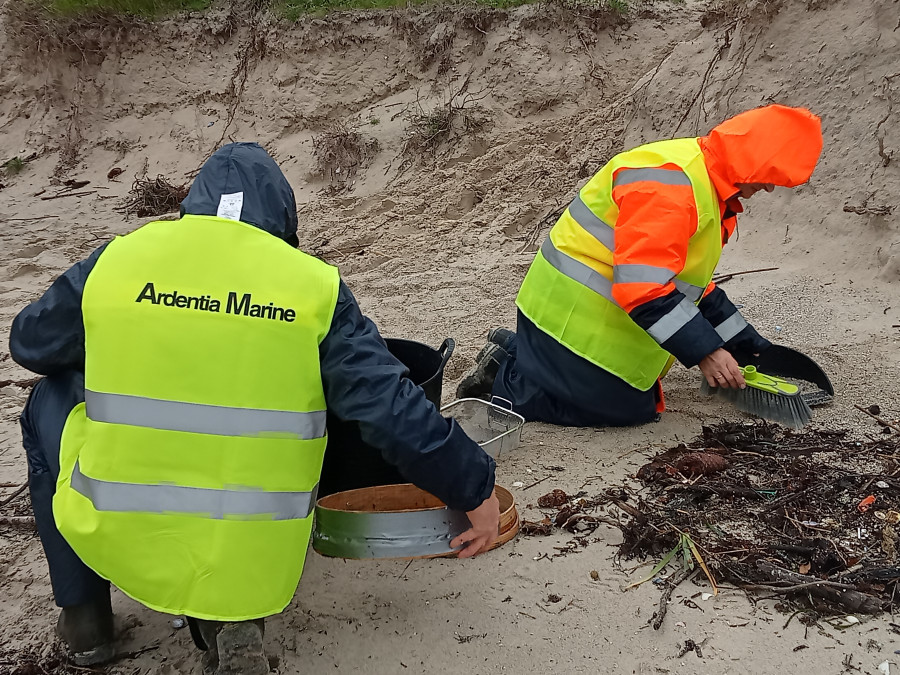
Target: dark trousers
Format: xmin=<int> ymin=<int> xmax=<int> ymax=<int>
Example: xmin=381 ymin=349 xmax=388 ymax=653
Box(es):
xmin=19 ymin=371 xmax=397 ymax=609
xmin=20 ymin=371 xmax=110 ymax=607
xmin=491 ymin=311 xmax=661 ymax=427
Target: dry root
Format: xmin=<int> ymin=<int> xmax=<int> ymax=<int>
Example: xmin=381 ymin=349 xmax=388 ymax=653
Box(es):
xmin=118 ymin=174 xmax=189 ymax=218
xmin=5 ymin=1 xmax=142 ymax=63
xmin=312 ymin=123 xmax=379 ymax=185
xmin=402 ymin=85 xmax=491 ymax=158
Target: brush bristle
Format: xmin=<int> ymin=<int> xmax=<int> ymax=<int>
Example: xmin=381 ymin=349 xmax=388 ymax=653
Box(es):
xmin=701 ymin=381 xmax=813 ymax=429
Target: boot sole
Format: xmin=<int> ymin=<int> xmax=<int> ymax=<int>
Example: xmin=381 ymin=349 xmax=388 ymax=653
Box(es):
xmin=216 ymin=622 xmax=268 ymax=675
xmin=70 ymin=643 xmax=117 ymax=667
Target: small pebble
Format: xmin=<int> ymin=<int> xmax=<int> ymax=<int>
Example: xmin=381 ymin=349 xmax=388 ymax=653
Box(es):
xmin=512 ymin=481 xmax=524 ymax=488
xmin=171 ymin=617 xmax=186 ymax=629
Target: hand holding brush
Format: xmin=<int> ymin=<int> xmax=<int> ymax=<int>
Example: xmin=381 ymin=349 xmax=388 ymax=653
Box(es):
xmin=699 ymin=348 xmax=746 ymax=390
xmin=700 ymin=357 xmax=813 ymax=429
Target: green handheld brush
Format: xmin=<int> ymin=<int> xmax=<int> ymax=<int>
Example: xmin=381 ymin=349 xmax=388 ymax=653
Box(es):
xmin=701 ymin=365 xmax=813 ymax=429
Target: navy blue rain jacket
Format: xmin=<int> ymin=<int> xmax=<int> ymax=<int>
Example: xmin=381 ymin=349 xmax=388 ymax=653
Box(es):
xmin=9 ymin=142 xmax=495 ymax=512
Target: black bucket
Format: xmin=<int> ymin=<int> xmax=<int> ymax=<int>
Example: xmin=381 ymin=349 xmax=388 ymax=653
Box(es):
xmin=381 ymin=338 xmax=454 ymax=407
xmin=318 ymin=338 xmax=455 ymax=496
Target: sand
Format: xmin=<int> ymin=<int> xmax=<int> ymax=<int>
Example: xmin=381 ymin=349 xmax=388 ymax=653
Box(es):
xmin=1 ymin=0 xmax=900 ymax=672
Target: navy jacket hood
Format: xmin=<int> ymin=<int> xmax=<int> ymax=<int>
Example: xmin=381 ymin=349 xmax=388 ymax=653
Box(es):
xmin=180 ymin=142 xmax=298 ymax=243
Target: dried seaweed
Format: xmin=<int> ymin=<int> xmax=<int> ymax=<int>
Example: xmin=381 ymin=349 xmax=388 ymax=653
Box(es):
xmin=526 ymin=422 xmax=900 ymax=616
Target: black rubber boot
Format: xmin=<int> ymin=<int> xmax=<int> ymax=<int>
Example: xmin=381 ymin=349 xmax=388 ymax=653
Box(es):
xmin=456 ymin=343 xmax=507 ymax=400
xmin=56 ymin=594 xmax=116 ymax=666
xmin=195 ymin=619 xmax=268 ymax=675
xmin=487 ymin=327 xmax=516 ymax=352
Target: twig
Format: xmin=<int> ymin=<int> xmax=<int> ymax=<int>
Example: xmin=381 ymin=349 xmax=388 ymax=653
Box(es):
xmin=397 ymin=559 xmax=414 ymax=579
xmin=0 ymin=215 xmax=60 ymax=223
xmin=40 ymin=190 xmax=95 ymax=201
xmin=651 ymin=567 xmax=693 ymax=630
xmin=0 ymin=483 xmax=28 ymax=507
xmin=615 ymin=446 xmax=647 ymax=461
xmin=759 ymin=487 xmax=814 ymax=513
xmin=854 ymin=404 xmax=900 ymax=433
xmin=712 ymin=267 xmax=779 ymax=284
xmin=117 ymin=642 xmax=161 ymax=660
xmin=523 ymin=475 xmax=551 ymax=491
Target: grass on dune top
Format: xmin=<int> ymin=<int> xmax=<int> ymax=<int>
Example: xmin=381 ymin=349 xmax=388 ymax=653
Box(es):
xmin=277 ymin=0 xmax=533 ymax=19
xmin=28 ymin=0 xmax=211 ymax=17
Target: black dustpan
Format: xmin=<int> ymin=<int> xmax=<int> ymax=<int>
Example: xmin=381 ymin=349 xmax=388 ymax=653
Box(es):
xmin=740 ymin=345 xmax=834 ymax=407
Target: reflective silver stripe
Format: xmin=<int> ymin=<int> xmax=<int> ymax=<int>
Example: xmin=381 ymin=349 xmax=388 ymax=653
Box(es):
xmin=313 ymin=506 xmax=470 ymax=559
xmin=613 ymin=266 xmax=707 ymax=303
xmin=567 ymin=193 xmax=615 ymax=250
xmin=540 ymin=238 xmax=615 ymax=304
xmin=714 ymin=311 xmax=748 ymax=342
xmin=613 ymin=168 xmax=692 ymax=188
xmin=646 ymin=297 xmax=700 ymax=343
xmin=85 ymin=390 xmax=326 ymax=440
xmin=613 ymin=263 xmax=675 ymax=286
xmin=71 ymin=460 xmax=317 ymax=520
xmin=674 ymin=279 xmax=706 ymax=303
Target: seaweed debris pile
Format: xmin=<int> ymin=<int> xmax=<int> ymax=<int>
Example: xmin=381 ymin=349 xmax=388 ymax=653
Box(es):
xmin=524 ymin=422 xmax=900 ymax=624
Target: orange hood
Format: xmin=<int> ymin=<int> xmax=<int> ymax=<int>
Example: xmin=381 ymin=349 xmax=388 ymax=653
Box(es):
xmin=698 ymin=104 xmax=823 ymax=202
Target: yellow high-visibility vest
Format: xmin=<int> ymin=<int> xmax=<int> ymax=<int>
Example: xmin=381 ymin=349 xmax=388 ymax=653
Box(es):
xmin=54 ymin=214 xmax=339 ymax=621
xmin=516 ymin=138 xmax=722 ymax=391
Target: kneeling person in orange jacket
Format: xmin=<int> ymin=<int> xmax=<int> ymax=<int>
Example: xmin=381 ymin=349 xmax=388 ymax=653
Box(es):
xmin=458 ymin=105 xmax=823 ymax=426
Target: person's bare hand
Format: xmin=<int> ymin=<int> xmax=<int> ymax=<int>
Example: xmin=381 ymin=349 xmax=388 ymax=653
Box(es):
xmin=451 ymin=490 xmax=500 ymax=558
xmin=699 ymin=348 xmax=746 ymax=389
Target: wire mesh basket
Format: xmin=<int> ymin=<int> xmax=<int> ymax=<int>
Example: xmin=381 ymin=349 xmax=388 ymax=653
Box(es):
xmin=440 ymin=396 xmax=525 ymax=459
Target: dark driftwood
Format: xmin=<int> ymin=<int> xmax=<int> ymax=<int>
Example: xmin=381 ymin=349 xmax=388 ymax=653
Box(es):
xmin=651 ymin=567 xmax=693 ymax=630
xmin=754 ymin=561 xmax=883 ymax=615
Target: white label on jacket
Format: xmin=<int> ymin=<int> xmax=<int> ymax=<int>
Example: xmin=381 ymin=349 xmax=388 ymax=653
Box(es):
xmin=217 ymin=192 xmax=244 ymax=221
